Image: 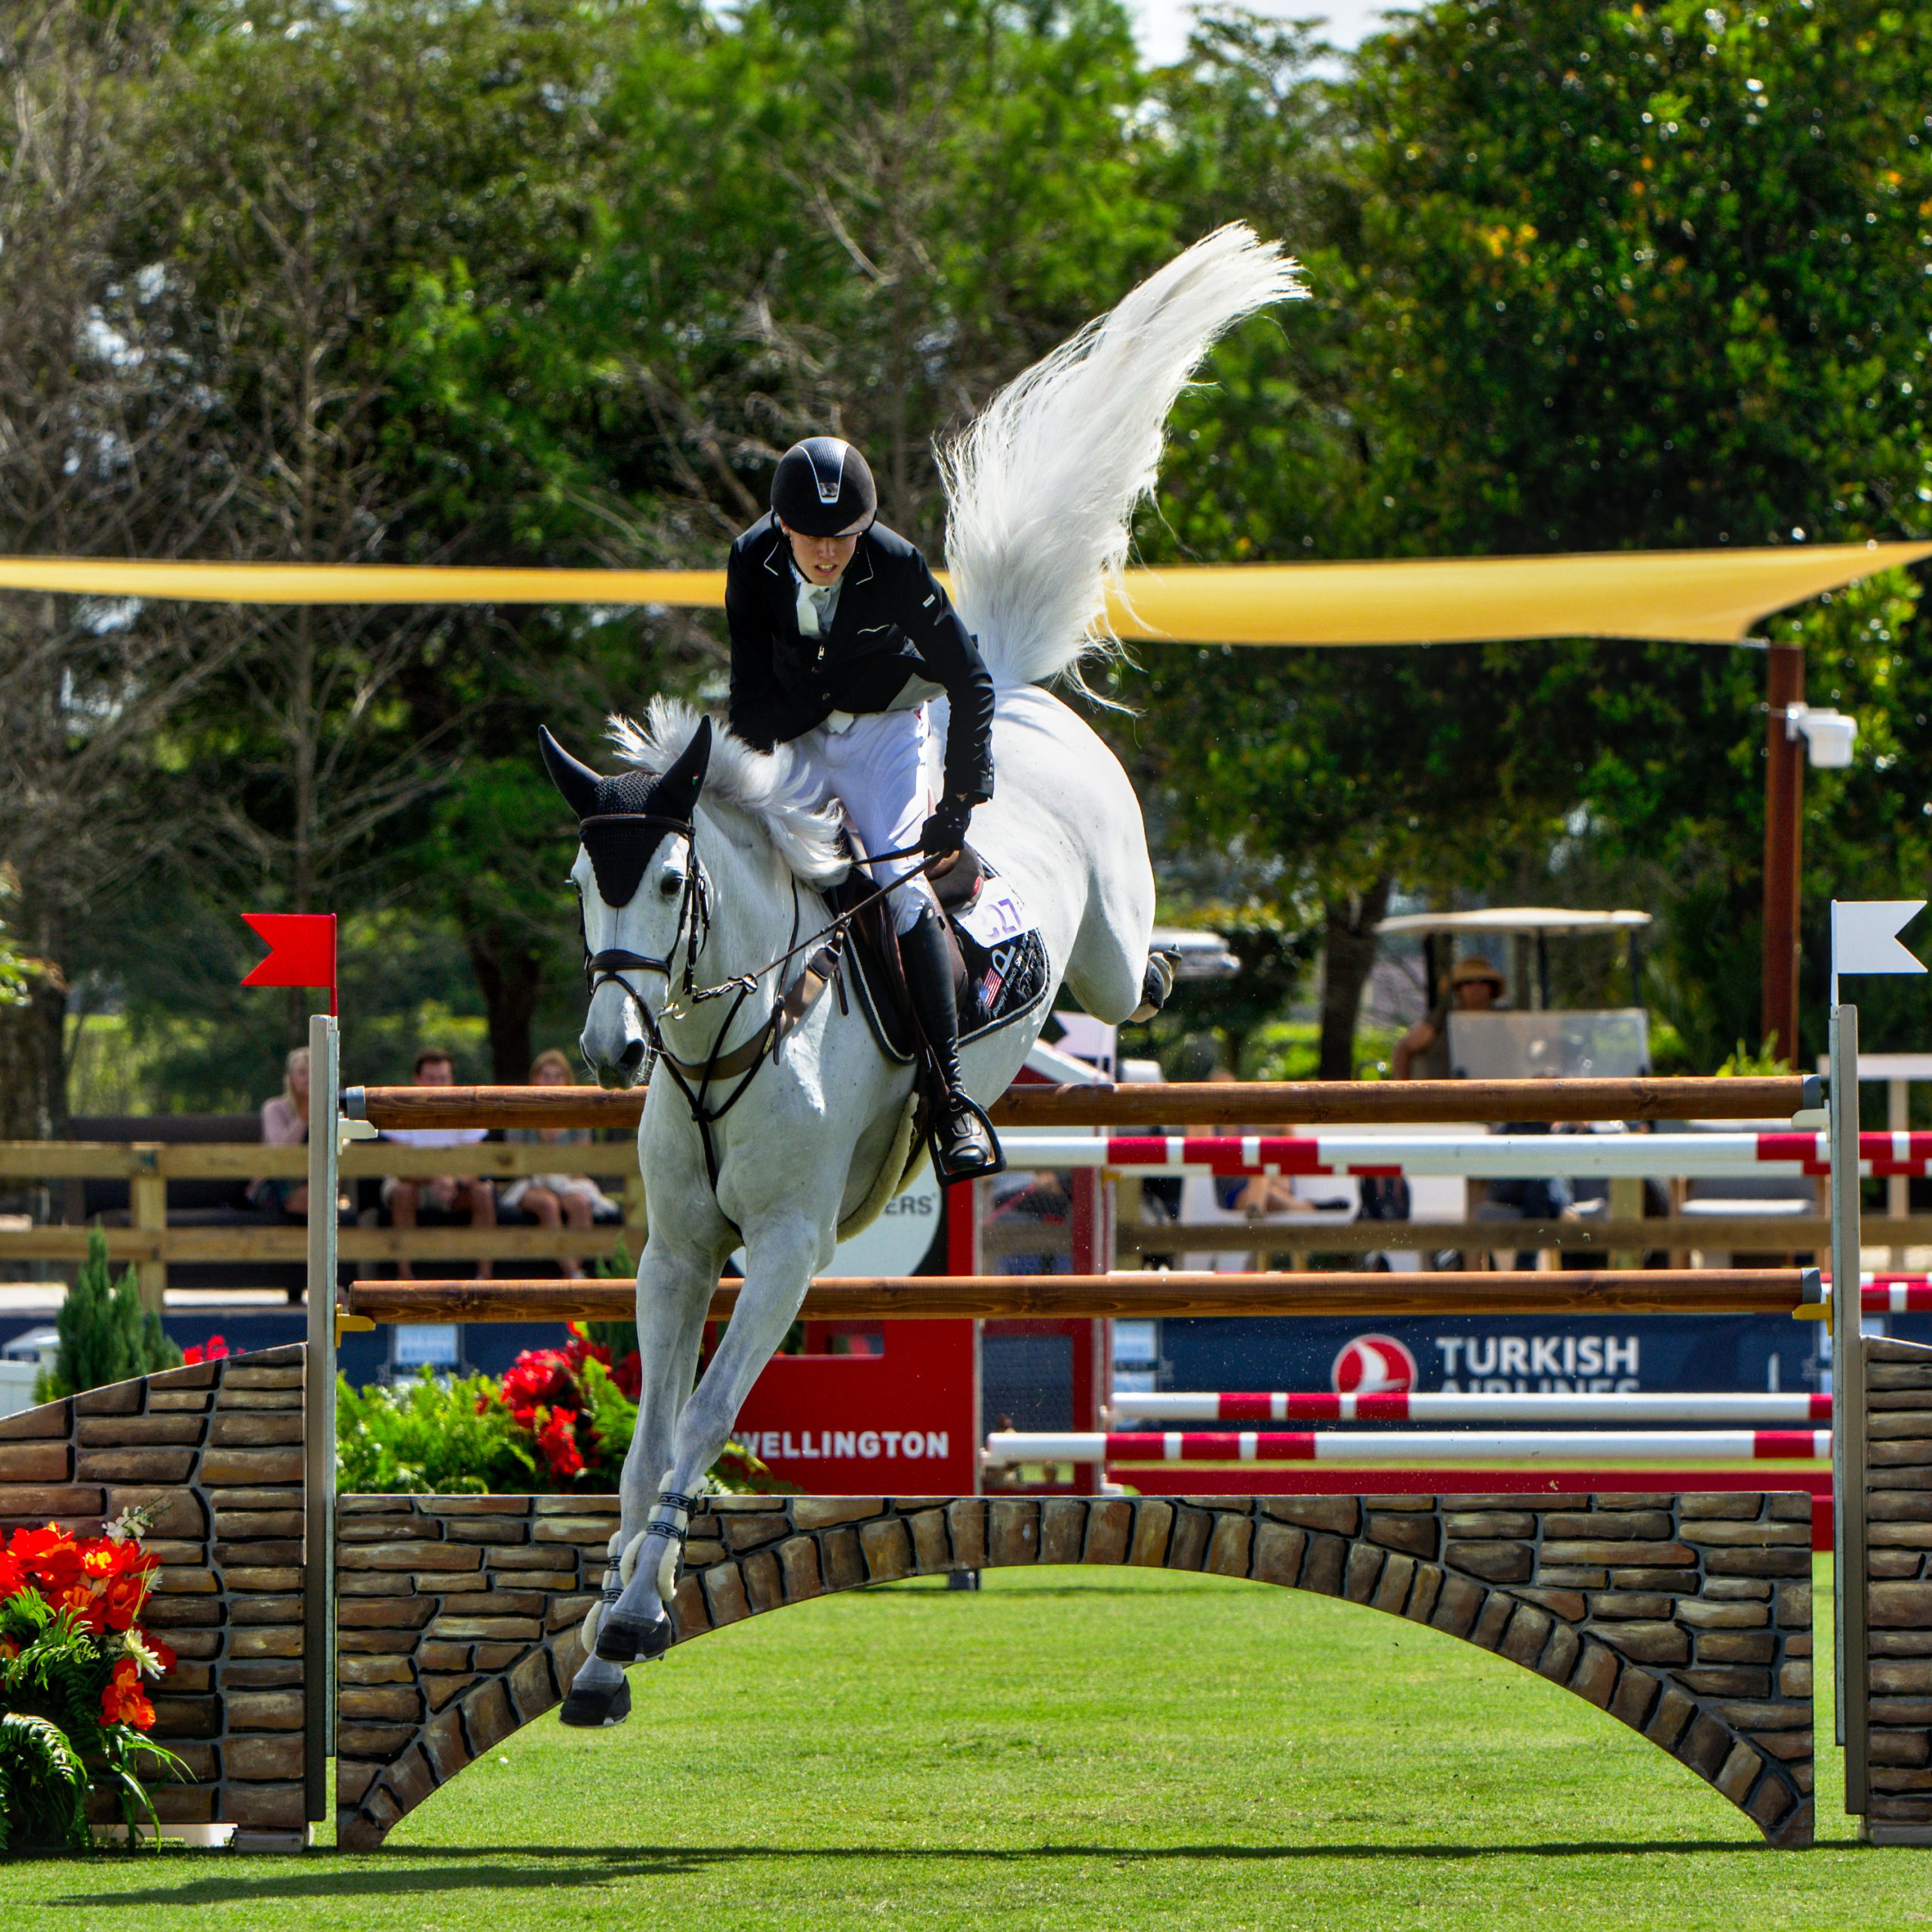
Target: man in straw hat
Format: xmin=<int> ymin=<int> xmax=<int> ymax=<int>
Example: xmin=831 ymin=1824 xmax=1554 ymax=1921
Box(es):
xmin=1392 ymin=954 xmax=1506 ymax=1081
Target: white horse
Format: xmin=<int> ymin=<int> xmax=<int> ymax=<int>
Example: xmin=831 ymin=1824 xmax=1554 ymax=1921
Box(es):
xmin=548 ymin=227 xmax=1303 ymax=1725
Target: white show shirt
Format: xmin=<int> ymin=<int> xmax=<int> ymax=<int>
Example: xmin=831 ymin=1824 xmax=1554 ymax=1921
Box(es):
xmin=793 ymin=565 xmax=842 ymax=638
xmin=795 ymin=563 xmax=857 ymax=729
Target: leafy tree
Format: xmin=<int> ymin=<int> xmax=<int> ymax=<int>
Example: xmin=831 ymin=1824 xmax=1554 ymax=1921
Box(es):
xmin=587 ymin=0 xmax=1173 ymax=549
xmin=417 ymin=758 xmax=586 ymax=1079
xmin=0 ymin=867 xmax=65 ymax=1146
xmin=14 ymin=0 xmax=1931 ymax=1108
xmin=106 ymin=0 xmax=651 ymax=1077
xmin=0 ymin=0 xmax=219 ymax=1132
xmin=1128 ymin=0 xmax=1932 ymax=1072
xmin=1122 ymin=14 xmax=1587 ymax=1072
xmin=1337 ymin=0 xmax=1932 ymax=1065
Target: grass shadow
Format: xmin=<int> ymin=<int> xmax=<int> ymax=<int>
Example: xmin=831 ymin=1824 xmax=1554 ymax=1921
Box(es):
xmin=49 ymin=1834 xmax=1798 ymax=1907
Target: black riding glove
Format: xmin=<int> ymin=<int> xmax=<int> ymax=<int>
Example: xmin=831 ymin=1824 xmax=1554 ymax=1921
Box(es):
xmin=921 ymin=797 xmax=973 ymax=857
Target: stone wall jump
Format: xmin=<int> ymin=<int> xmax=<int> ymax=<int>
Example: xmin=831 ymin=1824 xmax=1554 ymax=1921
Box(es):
xmin=338 ymin=1488 xmax=1814 ymax=1849
xmin=0 ymin=1344 xmax=309 ymax=1838
xmin=0 ymin=1352 xmax=1824 ymax=1851
xmin=1864 ymin=1337 xmax=1932 ymax=1841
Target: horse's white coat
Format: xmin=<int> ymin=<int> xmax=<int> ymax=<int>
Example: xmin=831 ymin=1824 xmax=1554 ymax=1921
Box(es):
xmin=563 ymin=226 xmax=1299 ymax=1709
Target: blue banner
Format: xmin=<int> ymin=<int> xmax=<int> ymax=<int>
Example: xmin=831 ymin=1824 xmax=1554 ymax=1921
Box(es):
xmin=1155 ymin=1312 xmax=1832 ymax=1398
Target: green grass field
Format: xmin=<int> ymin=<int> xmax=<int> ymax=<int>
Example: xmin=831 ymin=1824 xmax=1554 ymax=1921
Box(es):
xmin=8 ymin=1556 xmax=1930 ymax=1930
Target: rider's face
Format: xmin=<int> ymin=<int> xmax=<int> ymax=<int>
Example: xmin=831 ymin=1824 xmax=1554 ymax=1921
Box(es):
xmin=779 ymin=515 xmax=868 ymax=586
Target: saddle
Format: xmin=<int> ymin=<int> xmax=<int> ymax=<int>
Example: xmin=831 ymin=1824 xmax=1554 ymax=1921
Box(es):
xmin=821 ymin=832 xmax=1048 ymax=1069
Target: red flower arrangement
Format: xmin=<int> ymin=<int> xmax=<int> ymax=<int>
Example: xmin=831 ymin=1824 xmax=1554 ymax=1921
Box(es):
xmin=481 ymin=1324 xmax=641 ymax=1487
xmin=534 ymin=1407 xmax=585 ymax=1481
xmin=0 ymin=1511 xmax=183 ymax=1849
xmin=100 ymin=1657 xmax=155 ymax=1730
xmin=5 ymin=1521 xmax=168 ymax=1673
xmin=182 ymin=1335 xmax=231 ymax=1367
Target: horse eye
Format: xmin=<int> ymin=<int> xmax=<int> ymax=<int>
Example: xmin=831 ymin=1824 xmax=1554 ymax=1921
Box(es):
xmin=659 ymin=871 xmax=684 ymax=897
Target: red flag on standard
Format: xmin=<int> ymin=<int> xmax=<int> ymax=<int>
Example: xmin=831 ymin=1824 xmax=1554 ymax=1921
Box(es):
xmin=241 ymin=912 xmax=337 ymax=1015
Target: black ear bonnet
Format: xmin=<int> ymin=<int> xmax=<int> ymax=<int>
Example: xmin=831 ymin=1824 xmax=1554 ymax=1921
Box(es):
xmin=539 ymin=719 xmax=713 ymax=908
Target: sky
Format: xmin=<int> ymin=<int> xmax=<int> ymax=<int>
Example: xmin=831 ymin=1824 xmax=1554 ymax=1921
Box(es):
xmin=1132 ymin=0 xmax=1391 ymax=61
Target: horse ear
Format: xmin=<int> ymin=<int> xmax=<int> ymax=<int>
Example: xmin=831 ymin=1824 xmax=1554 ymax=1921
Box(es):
xmin=538 ymin=726 xmax=602 ymax=819
xmin=648 ymin=715 xmax=712 ymax=823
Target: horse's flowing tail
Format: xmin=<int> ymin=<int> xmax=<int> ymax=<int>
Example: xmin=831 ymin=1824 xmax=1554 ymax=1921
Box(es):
xmin=939 ymin=224 xmax=1304 ymax=696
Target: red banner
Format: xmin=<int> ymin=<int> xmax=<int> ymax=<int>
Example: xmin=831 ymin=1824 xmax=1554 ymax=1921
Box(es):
xmin=732 ymin=1321 xmax=980 ymax=1495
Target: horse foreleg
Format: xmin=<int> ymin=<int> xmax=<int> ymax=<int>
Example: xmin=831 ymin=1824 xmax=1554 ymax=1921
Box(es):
xmin=561 ymin=1235 xmax=715 ymax=1727
xmin=595 ymin=1211 xmax=823 ymax=1664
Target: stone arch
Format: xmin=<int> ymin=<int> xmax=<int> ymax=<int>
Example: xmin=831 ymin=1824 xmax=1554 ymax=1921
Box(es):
xmin=337 ymin=1488 xmax=1814 ymax=1848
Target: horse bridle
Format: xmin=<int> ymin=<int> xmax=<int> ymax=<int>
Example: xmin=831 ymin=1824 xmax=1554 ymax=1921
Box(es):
xmin=579 ymin=808 xmax=811 ymax=1195
xmin=580 ymin=811 xmax=714 ymax=1019
xmin=578 ymin=803 xmax=939 ymax=1195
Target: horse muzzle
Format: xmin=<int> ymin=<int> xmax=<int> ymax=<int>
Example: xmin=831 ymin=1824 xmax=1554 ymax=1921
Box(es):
xmin=580 ymin=977 xmax=651 ymax=1089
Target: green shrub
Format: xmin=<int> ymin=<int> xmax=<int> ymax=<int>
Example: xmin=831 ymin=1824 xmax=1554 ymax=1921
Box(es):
xmin=38 ymin=1229 xmax=182 ymax=1402
xmin=1714 ymin=1038 xmax=1793 ymax=1078
xmin=333 ymin=1240 xmax=783 ymax=1497
xmin=335 ymin=1371 xmax=535 ymax=1495
xmin=337 ymin=1346 xmax=782 ymax=1497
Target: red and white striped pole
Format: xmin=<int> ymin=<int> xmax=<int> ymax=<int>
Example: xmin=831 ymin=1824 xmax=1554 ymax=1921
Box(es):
xmin=996 ymin=1129 xmax=1932 ymax=1179
xmin=1106 ymin=1390 xmax=1834 ymax=1425
xmin=985 ymin=1428 xmax=1832 ymax=1465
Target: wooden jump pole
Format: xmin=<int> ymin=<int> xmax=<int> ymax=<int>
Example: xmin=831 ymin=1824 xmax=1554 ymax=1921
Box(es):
xmin=341 ymin=1266 xmax=1817 ymax=1325
xmin=340 ymin=1072 xmax=1820 ymax=1133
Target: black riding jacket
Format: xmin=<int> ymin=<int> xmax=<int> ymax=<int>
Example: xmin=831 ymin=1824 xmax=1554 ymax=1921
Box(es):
xmin=724 ymin=515 xmax=995 ymax=804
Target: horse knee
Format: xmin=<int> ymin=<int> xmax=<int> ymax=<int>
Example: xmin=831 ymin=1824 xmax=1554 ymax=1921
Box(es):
xmin=1065 ymin=952 xmax=1143 ymax=1026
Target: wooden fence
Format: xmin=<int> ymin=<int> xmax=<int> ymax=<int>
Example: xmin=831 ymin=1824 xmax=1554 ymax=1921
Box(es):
xmin=0 ymin=1140 xmax=646 ymax=1307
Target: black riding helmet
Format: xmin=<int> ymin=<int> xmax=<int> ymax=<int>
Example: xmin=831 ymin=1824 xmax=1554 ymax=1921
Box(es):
xmin=770 ymin=436 xmax=877 ymax=537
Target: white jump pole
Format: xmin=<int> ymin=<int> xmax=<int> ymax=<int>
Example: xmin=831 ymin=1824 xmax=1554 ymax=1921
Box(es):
xmin=985 ymin=1428 xmax=1832 ymax=1464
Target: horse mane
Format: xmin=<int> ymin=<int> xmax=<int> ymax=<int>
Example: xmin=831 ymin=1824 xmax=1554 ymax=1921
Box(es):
xmin=608 ymin=698 xmax=848 ymax=887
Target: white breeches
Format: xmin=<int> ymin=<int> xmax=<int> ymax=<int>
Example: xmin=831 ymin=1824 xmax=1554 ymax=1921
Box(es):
xmin=798 ymin=706 xmax=937 ymax=935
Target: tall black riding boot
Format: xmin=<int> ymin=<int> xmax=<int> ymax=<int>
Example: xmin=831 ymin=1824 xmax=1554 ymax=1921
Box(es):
xmin=901 ymin=904 xmax=1000 ymax=1179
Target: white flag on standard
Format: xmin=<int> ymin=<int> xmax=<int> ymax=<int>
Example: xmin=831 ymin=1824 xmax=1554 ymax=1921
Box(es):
xmin=1832 ymin=899 xmax=1927 ymax=1003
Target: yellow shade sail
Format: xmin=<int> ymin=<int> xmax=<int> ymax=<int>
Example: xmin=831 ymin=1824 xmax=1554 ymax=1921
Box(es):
xmin=1101 ymin=541 xmax=1932 ymax=645
xmin=0 ymin=540 xmax=1924 ymax=645
xmin=0 ymin=559 xmax=731 ymax=610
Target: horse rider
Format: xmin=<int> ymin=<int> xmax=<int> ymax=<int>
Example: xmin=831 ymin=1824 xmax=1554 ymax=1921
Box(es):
xmin=724 ymin=434 xmax=1000 ymax=1180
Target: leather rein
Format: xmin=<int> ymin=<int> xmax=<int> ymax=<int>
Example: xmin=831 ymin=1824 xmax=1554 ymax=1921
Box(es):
xmin=580 ymin=808 xmax=933 ymax=1192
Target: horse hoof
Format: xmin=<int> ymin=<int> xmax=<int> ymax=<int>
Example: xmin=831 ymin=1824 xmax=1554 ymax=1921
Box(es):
xmin=595 ymin=1611 xmax=672 ymax=1665
xmin=559 ymin=1677 xmax=632 ymax=1728
xmin=1130 ymin=949 xmax=1176 ymax=1023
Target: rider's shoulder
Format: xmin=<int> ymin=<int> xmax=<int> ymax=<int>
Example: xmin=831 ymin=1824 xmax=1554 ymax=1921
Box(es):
xmin=729 ymin=512 xmax=783 ymax=565
xmin=861 ymin=521 xmax=927 ymax=571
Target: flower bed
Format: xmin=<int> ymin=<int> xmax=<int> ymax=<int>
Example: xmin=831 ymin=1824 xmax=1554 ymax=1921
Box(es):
xmin=337 ymin=1323 xmax=776 ymax=1496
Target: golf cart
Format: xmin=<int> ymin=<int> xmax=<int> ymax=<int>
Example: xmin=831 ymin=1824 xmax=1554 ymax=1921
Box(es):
xmin=1374 ymin=906 xmax=1653 ymax=1081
